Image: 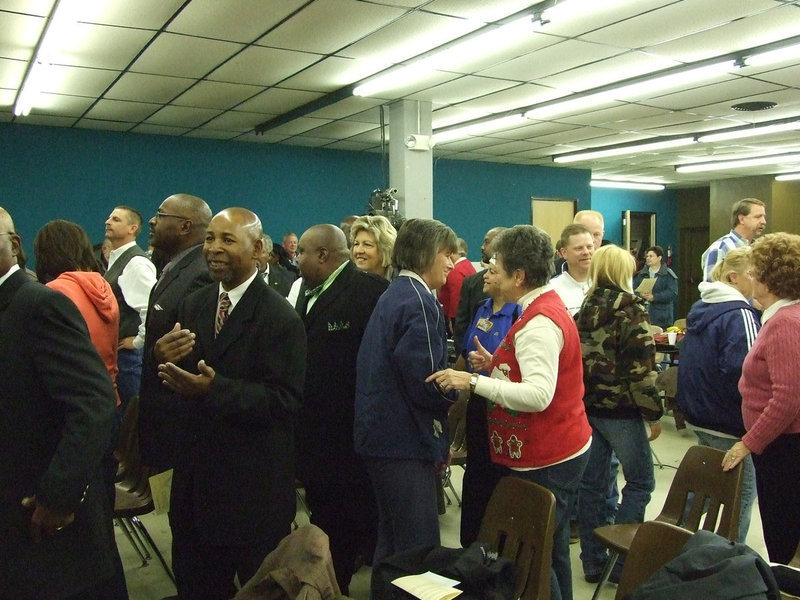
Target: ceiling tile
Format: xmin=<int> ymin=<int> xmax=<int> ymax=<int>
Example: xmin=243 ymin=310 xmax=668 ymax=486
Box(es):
xmin=39 ymin=65 xmax=119 ymax=96
xmin=551 ymin=103 xmax=671 ymax=128
xmin=83 ymin=98 xmax=160 ymax=122
xmin=32 ymin=92 xmax=94 ymax=116
xmin=11 ymin=113 xmax=76 ymax=127
xmin=208 ymin=45 xmax=321 ymax=87
xmin=309 ymin=96 xmax=384 ymax=120
xmin=75 ymin=118 xmax=135 ymax=132
xmin=279 ymin=55 xmax=369 ymax=92
xmin=77 ymin=0 xmax=185 ymax=29
xmin=167 ymin=0 xmax=309 ymax=42
xmin=105 ymin=72 xmax=195 ymax=103
xmin=450 ymin=83 xmax=567 ymax=114
xmin=202 ymin=110 xmax=269 ymax=132
xmin=0 ymin=10 xmax=45 ymax=61
xmin=301 ymin=119 xmax=378 ymax=140
xmin=257 ymin=0 xmax=407 ymax=54
xmin=582 ymin=0 xmax=777 ymax=50
xmin=129 ymin=32 xmax=243 ymax=78
xmin=747 ymin=64 xmax=800 ymax=88
xmin=237 ymin=87 xmax=324 ymax=114
xmin=172 ymin=80 xmax=263 ymax=110
xmin=52 ymin=23 xmax=153 ymax=69
xmin=424 ymin=0 xmax=543 ymax=22
xmin=478 ymin=39 xmax=624 ymax=82
xmin=406 ymin=75 xmax=519 ymax=105
xmin=266 ymin=117 xmax=333 ymax=136
xmin=644 ymin=76 xmax=786 ymax=111
xmin=144 ymin=105 xmax=222 ymax=127
xmin=0 ymin=57 xmax=26 ymax=89
xmin=131 ymin=123 xmax=192 ymax=135
xmin=538 ymin=0 xmax=675 ymax=38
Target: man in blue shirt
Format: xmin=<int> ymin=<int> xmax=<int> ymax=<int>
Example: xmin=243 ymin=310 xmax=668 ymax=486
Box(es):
xmin=701 ymin=198 xmax=766 ymax=282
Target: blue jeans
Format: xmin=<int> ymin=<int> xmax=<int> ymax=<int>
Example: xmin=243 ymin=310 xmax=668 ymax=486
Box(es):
xmin=693 ymin=430 xmax=756 ymax=543
xmin=513 ymin=448 xmax=590 ymax=600
xmin=578 ymin=416 xmax=655 ymax=576
xmin=116 ymin=346 xmax=143 ymax=415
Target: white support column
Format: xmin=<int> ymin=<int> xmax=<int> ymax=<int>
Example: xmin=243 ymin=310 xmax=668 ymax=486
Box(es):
xmin=389 ymin=100 xmax=433 ymax=219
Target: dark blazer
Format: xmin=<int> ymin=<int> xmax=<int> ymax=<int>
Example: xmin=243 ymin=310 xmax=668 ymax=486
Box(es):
xmin=171 ymin=275 xmax=306 ymax=546
xmin=453 ymin=268 xmax=488 ymax=356
xmin=295 ymin=261 xmax=388 ymax=485
xmin=0 ymin=270 xmax=117 ymax=599
xmin=139 ymin=244 xmax=212 ymax=469
xmin=264 ymin=263 xmax=295 ymax=297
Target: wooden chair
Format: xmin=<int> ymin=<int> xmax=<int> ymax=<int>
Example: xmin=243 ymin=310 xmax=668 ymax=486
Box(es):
xmin=673 ymin=318 xmax=687 ymax=331
xmin=590 ymin=445 xmax=743 ymax=600
xmin=614 ymin=520 xmax=692 ymax=599
xmin=477 ymin=476 xmax=556 ymax=600
xmin=442 ymin=395 xmax=468 ymax=507
xmin=114 ymin=395 xmax=176 ymax=586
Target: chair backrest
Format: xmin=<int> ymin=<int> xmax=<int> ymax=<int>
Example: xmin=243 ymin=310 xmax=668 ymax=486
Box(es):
xmin=655 ymin=365 xmax=678 ymax=400
xmin=673 ymin=318 xmax=687 ymax=330
xmin=649 ymin=324 xmax=665 ymax=363
xmin=615 ymin=521 xmax=692 ymax=600
xmin=477 ymin=476 xmax=555 ymax=600
xmin=656 ymin=445 xmax=743 ymax=541
xmin=448 ymin=395 xmax=468 ymax=460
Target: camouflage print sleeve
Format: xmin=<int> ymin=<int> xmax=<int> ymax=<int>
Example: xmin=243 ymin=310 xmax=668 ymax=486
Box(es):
xmin=619 ymin=304 xmax=663 ymax=421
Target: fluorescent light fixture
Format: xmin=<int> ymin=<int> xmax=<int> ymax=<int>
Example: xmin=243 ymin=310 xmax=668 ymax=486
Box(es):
xmin=698 ymin=121 xmax=800 ymax=143
xmin=14 ymin=0 xmax=83 ymax=117
xmin=676 ymin=152 xmax=800 ymax=173
xmin=526 ymin=61 xmax=735 ymax=120
xmin=590 ymin=180 xmax=665 ymax=191
xmin=353 ymin=15 xmax=534 ymax=97
xmin=775 ymin=173 xmax=800 ymax=182
xmin=433 ymin=114 xmax=526 ymax=144
xmin=745 ymin=42 xmax=800 ymax=67
xmin=554 ymin=137 xmax=696 ymax=163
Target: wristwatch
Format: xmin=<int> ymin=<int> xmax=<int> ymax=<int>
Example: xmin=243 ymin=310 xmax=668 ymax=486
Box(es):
xmin=469 ymin=372 xmax=479 ymax=394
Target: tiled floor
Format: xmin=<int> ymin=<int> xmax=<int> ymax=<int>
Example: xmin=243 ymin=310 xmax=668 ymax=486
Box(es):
xmin=122 ymin=415 xmax=766 ymax=599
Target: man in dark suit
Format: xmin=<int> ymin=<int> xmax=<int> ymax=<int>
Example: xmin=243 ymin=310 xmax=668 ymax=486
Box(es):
xmin=0 ymin=207 xmax=120 ymax=599
xmin=156 ymin=207 xmax=306 ymax=599
xmin=138 ymin=193 xmax=213 ymax=471
xmin=295 ymin=224 xmax=388 ymax=594
xmin=453 ymin=226 xmax=505 ymax=356
xmin=257 ymin=233 xmax=295 ymax=297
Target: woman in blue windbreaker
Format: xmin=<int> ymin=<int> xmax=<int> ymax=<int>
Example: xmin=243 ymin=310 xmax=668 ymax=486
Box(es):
xmin=676 ymin=246 xmax=760 ymax=541
xmin=632 ymin=245 xmax=678 ymax=328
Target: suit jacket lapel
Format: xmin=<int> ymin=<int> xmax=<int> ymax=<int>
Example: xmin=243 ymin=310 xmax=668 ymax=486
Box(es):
xmin=207 ymin=276 xmax=263 ymax=361
xmin=303 ymin=262 xmax=354 ymax=326
xmin=152 ymin=246 xmax=203 ymax=301
xmin=0 ymin=269 xmax=28 ymax=313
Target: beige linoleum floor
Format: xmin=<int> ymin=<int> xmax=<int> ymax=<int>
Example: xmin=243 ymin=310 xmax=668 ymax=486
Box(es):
xmin=121 ymin=415 xmax=767 ymax=599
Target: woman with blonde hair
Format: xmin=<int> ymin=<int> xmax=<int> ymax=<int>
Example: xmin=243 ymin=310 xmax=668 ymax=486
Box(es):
xmin=350 ymin=215 xmax=397 ymax=280
xmin=575 ymin=244 xmax=662 ymax=583
xmin=676 ymin=246 xmax=760 ymax=542
xmin=724 ymin=232 xmax=800 ymax=563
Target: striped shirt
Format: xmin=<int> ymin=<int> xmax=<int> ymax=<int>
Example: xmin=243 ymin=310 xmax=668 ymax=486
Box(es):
xmin=701 ymin=229 xmax=748 ymax=282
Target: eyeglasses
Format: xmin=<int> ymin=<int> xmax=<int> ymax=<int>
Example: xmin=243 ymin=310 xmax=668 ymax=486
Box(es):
xmin=153 ymin=212 xmax=189 ymax=221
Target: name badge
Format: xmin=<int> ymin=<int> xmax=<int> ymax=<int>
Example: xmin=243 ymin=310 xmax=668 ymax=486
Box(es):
xmin=476 ymin=318 xmax=493 ymax=333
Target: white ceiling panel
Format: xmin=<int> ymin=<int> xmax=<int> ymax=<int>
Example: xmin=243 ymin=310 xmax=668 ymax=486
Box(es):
xmin=172 ymin=81 xmax=263 ymax=110
xmin=3 ymin=0 xmax=800 ymax=186
xmin=83 ymin=99 xmax=161 ymax=122
xmin=207 ymin=45 xmax=322 ymax=87
xmin=167 ymin=0 xmax=309 ymax=42
xmin=257 ymin=0 xmax=406 ymax=54
xmin=144 ymin=105 xmax=222 ymax=128
xmin=130 ymin=33 xmax=243 ymax=78
xmin=105 ymin=73 xmax=195 ymax=103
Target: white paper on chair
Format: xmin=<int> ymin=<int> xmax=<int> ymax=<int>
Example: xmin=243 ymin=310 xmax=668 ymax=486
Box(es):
xmin=149 ymin=468 xmax=173 ymax=514
xmin=392 ymin=571 xmax=463 ymax=600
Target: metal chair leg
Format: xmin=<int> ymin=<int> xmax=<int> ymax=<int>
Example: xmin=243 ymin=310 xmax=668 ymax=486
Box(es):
xmin=591 ymin=550 xmax=620 ymax=600
xmin=130 ymin=516 xmax=176 ymax=585
xmin=652 ymin=446 xmax=664 ymax=469
xmin=116 ymin=518 xmax=147 ymax=566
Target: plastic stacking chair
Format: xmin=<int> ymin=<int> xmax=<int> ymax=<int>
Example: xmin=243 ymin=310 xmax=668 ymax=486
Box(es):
xmin=590 ymin=445 xmax=743 ymax=600
xmin=114 ymin=395 xmax=176 ymax=586
xmin=614 ymin=521 xmax=692 ymax=599
xmin=477 ymin=476 xmax=556 ymax=600
xmin=442 ymin=395 xmax=468 ymax=507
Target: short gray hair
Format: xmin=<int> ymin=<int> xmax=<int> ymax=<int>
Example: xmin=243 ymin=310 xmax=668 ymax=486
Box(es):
xmin=493 ymin=225 xmax=554 ymax=289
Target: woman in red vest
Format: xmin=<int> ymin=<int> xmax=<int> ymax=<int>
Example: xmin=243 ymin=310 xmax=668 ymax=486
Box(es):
xmin=429 ymin=224 xmax=592 ymax=600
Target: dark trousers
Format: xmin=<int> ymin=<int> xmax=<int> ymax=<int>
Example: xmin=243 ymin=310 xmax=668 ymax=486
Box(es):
xmin=169 ymin=503 xmax=286 ymax=599
xmin=513 ymin=449 xmax=591 ymax=600
xmin=753 ymin=432 xmax=800 ymax=564
xmin=460 ymin=394 xmax=508 ymax=546
xmin=364 ymin=456 xmax=441 ymax=569
xmin=304 ymin=465 xmax=378 ymax=594
xmin=116 ymin=347 xmax=142 ymax=415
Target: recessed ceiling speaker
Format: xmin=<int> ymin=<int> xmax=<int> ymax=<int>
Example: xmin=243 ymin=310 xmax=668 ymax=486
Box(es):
xmin=731 ymin=101 xmax=777 ymax=111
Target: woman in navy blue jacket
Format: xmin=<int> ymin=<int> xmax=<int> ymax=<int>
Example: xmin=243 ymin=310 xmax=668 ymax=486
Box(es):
xmin=632 ymin=245 xmax=678 ymax=328
xmin=354 ymin=218 xmax=458 ymax=573
xmin=676 ymin=246 xmax=760 ymax=541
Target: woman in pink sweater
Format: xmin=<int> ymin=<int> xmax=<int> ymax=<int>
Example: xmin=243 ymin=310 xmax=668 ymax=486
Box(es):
xmin=723 ymin=232 xmax=800 ymax=563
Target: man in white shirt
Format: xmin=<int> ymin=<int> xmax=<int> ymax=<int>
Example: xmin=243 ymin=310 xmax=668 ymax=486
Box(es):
xmin=103 ymin=205 xmax=156 ymax=414
xmin=551 ymin=224 xmax=594 ymax=316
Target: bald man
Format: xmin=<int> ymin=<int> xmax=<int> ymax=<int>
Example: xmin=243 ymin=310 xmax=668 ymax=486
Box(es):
xmin=0 ymin=207 xmax=121 ymax=598
xmin=295 ymin=224 xmax=388 ymax=593
xmin=155 ymin=207 xmax=307 ymax=598
xmin=138 ymin=193 xmax=213 ymax=471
